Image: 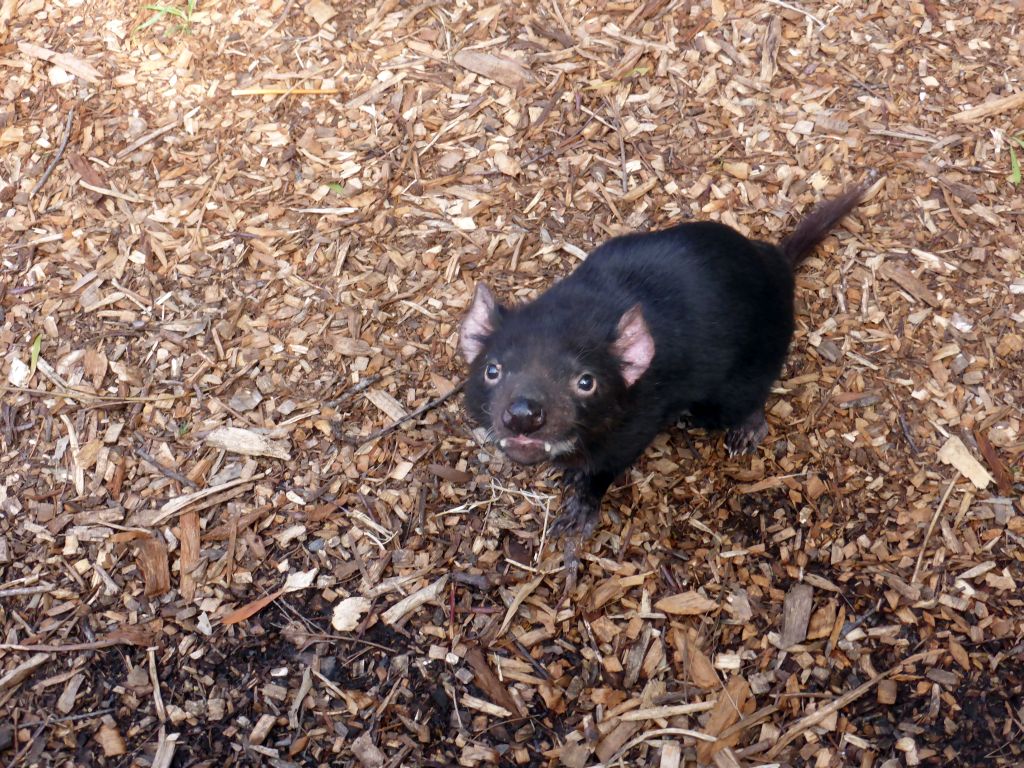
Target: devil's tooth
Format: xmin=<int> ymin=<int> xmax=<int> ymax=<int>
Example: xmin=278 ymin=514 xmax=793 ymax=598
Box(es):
xmin=544 ymin=442 xmax=551 ymax=452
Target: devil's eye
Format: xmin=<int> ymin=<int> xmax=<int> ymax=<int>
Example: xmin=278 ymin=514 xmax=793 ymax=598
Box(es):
xmin=484 ymin=363 xmax=501 ymax=383
xmin=576 ymin=373 xmax=596 ymax=394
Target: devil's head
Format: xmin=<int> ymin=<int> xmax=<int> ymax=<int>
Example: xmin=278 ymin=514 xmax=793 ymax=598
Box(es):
xmin=459 ymin=283 xmax=655 ymax=465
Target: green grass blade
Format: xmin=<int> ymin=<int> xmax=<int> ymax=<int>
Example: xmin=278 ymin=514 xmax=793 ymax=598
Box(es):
xmin=144 ymin=4 xmax=186 ymax=18
xmin=135 ymin=13 xmax=164 ymax=31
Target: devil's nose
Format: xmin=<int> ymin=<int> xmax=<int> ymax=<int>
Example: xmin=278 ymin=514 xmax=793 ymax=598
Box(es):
xmin=502 ymin=398 xmax=546 ymax=434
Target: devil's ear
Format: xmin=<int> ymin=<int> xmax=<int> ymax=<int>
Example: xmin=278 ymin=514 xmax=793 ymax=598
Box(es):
xmin=459 ymin=283 xmax=500 ymax=364
xmin=611 ymin=304 xmax=654 ymax=387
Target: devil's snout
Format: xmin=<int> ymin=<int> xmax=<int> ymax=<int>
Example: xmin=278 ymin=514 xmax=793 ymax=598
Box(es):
xmin=502 ymin=398 xmax=546 ymax=434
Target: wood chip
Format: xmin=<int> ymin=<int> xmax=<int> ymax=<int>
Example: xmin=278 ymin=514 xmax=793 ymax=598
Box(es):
xmin=878 ymin=262 xmax=939 ymax=307
xmin=465 ymin=647 xmax=525 ymax=718
xmin=697 ymin=676 xmax=752 ymax=763
xmin=779 ymin=583 xmax=814 ymax=649
xmin=937 ymin=435 xmax=992 ymax=490
xmin=364 ymin=389 xmax=409 ymax=422
xmin=877 ymin=679 xmax=898 ymax=705
xmin=351 ymin=731 xmax=385 ymax=768
xmin=4 ymin=3 xmax=1021 ymax=764
xmin=305 ymin=0 xmax=337 ymax=26
xmin=135 ymin=535 xmax=171 ymax=598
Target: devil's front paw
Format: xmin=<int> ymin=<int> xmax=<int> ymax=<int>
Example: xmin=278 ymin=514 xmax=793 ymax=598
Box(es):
xmin=725 ymin=411 xmax=769 ymax=457
xmin=549 ymin=493 xmax=600 ymax=540
xmin=550 ymin=494 xmax=601 ymax=608
xmin=560 ymin=468 xmax=585 ymax=489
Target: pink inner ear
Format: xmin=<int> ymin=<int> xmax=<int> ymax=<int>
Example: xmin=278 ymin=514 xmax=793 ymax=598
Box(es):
xmin=612 ymin=305 xmax=654 ymax=387
xmin=459 ymin=284 xmax=496 ymax=364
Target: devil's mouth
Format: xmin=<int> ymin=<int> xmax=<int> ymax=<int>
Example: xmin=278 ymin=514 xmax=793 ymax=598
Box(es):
xmin=497 ymin=435 xmax=576 ymax=465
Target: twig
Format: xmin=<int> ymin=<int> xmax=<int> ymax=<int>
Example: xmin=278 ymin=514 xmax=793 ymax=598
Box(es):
xmin=115 ymin=116 xmax=179 ymax=160
xmin=4 ymin=718 xmax=49 ymax=768
xmin=0 ymin=638 xmax=133 ymax=653
xmin=29 ymin=107 xmax=75 ymax=199
xmin=78 ymin=180 xmax=146 ymax=203
xmin=713 ymin=704 xmax=780 ymax=743
xmin=231 ymin=86 xmax=342 ymax=96
xmin=911 ymin=473 xmax=959 ymax=585
xmin=4 ymin=384 xmax=195 ymax=406
xmin=897 ymin=408 xmax=919 ymax=455
xmin=887 ymin=387 xmax=919 ymax=456
xmin=608 ymin=97 xmax=629 ymax=194
xmin=256 ymin=0 xmax=294 ymax=41
xmin=606 ymin=726 xmax=718 ymax=767
xmin=326 ymin=373 xmax=383 ymax=407
xmin=480 ymin=116 xmax=596 ymax=176
xmin=148 ymin=647 xmax=167 ymax=722
xmin=133 ymin=440 xmax=199 ymax=489
xmin=950 ymin=90 xmax=1024 ymax=124
xmin=18 ymin=707 xmax=116 ymax=726
xmin=0 ymin=584 xmax=55 ymax=598
xmin=349 ymin=380 xmax=465 ymax=446
xmin=763 ymin=0 xmax=826 ymax=29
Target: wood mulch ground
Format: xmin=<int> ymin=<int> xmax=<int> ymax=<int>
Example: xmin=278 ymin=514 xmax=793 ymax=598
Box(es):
xmin=2 ymin=0 xmax=1022 ymax=766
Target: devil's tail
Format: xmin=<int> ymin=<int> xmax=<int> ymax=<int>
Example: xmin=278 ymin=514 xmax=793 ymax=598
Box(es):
xmin=780 ymin=179 xmax=872 ymax=267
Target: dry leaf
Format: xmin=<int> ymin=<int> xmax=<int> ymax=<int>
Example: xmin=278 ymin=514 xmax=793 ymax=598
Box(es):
xmin=331 ymin=596 xmax=371 ymax=631
xmin=655 ymin=591 xmax=718 ymax=615
xmin=204 ymin=426 xmax=291 ymax=460
xmin=464 ymin=647 xmax=526 ymax=718
xmin=697 ymin=675 xmax=752 ymax=763
xmin=7 ymin=356 xmax=30 ymax=387
xmin=95 ymin=721 xmax=127 ymax=757
xmin=673 ymin=628 xmax=719 ymax=689
xmin=283 ymin=568 xmax=318 ymax=592
xmin=18 ymin=41 xmax=102 ymax=83
xmin=453 ymin=50 xmax=534 ymax=88
xmin=68 ymin=153 xmax=108 ymax=203
xmin=221 ymin=591 xmax=282 ymax=626
xmin=974 ymin=428 xmax=1013 ymax=495
xmin=332 ymin=336 xmax=372 ymax=356
xmin=497 ymin=574 xmax=544 ymax=637
xmin=494 ymin=152 xmax=521 ymax=177
xmin=84 ymin=347 xmax=108 ymax=387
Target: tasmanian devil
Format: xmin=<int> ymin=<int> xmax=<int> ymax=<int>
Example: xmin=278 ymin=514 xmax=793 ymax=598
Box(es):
xmin=459 ymin=183 xmax=869 ymax=571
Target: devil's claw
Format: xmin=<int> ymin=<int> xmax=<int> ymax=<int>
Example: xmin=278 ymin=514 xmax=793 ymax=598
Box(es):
xmin=549 ymin=493 xmax=600 ymax=539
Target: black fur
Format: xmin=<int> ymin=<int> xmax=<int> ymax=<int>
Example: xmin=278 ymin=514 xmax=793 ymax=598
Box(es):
xmin=461 ymin=184 xmax=868 ymax=553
